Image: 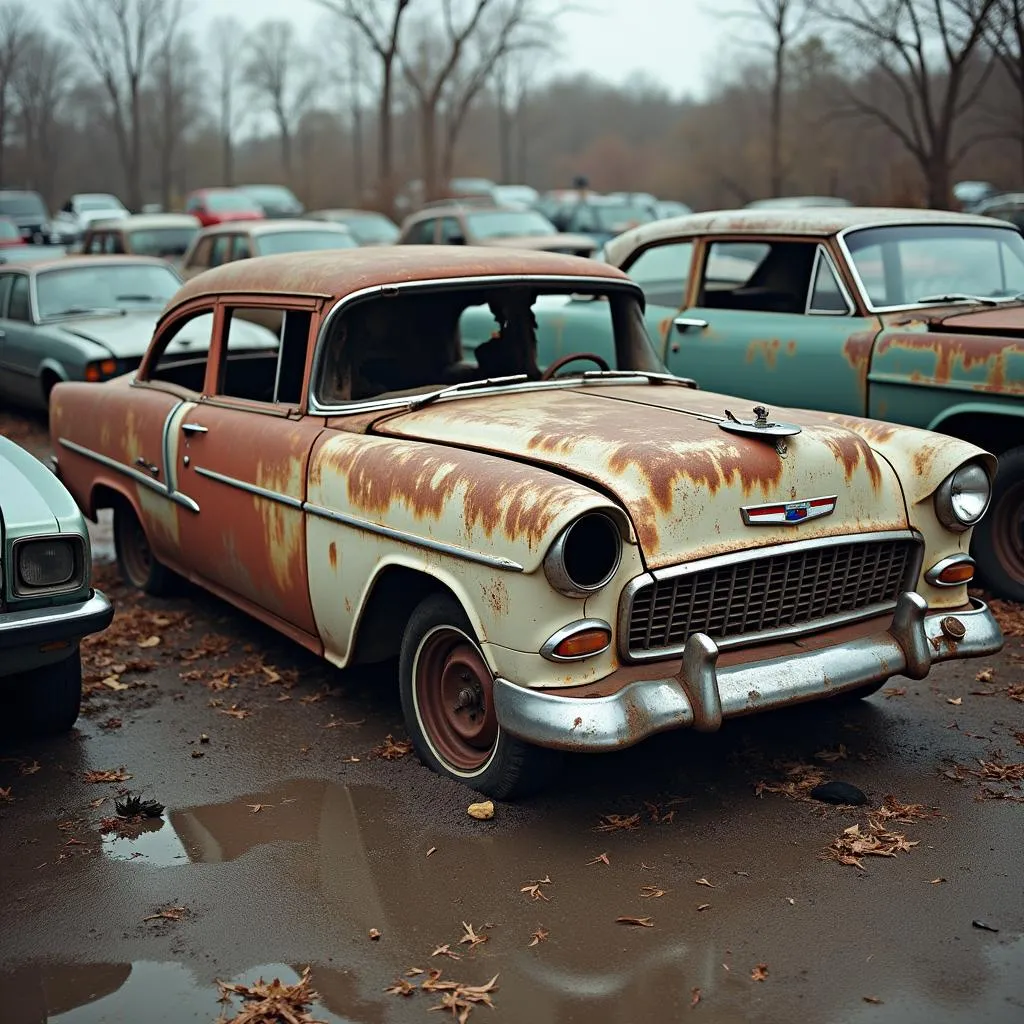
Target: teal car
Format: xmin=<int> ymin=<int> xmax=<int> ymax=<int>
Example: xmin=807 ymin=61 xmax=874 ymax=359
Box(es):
xmin=0 ymin=436 xmax=113 ymax=734
xmin=459 ymin=208 xmax=1024 ymax=601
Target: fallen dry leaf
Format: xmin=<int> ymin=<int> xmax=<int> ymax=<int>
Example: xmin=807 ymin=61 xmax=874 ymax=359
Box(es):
xmin=247 ymin=804 xmax=271 ymax=814
xmin=20 ymin=761 xmax=42 ymax=776
xmin=385 ymin=977 xmax=416 ymax=997
xmin=143 ymin=905 xmax=186 ymax=923
xmin=695 ymin=877 xmax=716 ymax=888
xmin=136 ymin=635 xmax=161 ymax=648
xmin=751 ymin=963 xmax=769 ymax=982
xmin=373 ymin=734 xmax=413 ymax=760
xmin=691 ymin=987 xmax=702 ymax=1007
xmin=0 ymin=787 xmax=13 ymax=802
xmin=427 ymin=847 xmax=437 ymax=857
xmin=83 ymin=768 xmax=131 ymax=784
xmin=423 ymin=972 xmax=499 ymax=1021
xmin=863 ymin=996 xmax=884 ymax=1005
xmin=976 ymin=668 xmax=995 ymax=683
xmin=467 ymin=801 xmax=494 ymax=821
xmin=616 ymin=916 xmax=654 ymax=928
xmin=217 ymin=965 xmax=326 ymax=1024
xmin=640 ymin=885 xmax=667 ymax=898
xmin=520 ymin=876 xmax=552 ymax=902
xmin=696 ymin=903 xmax=711 ymax=912
xmin=754 ymin=761 xmax=827 ymax=801
xmin=930 ymin=878 xmax=947 ymax=884
xmin=218 ymin=705 xmax=251 ymax=720
xmin=431 ymin=944 xmax=462 ymax=961
xmin=875 ymin=794 xmax=942 ymax=823
xmin=369 ymin=928 xmax=381 ymax=941
xmin=814 ymin=744 xmax=848 ymax=763
xmin=459 ymin=922 xmax=488 ymax=950
xmin=947 ymin=696 xmax=963 ymax=706
xmin=883 ymin=687 xmax=907 ymax=698
xmin=825 ymin=815 xmax=920 ymax=870
xmin=528 ymin=926 xmax=549 ymax=947
xmin=594 ymin=813 xmax=641 ymax=832
xmin=102 ymin=677 xmax=130 ymax=691
xmin=586 ymin=853 xmax=610 ymax=866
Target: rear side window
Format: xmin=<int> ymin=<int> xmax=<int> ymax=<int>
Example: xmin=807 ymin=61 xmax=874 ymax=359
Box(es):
xmin=146 ymin=312 xmax=215 ymax=392
xmin=8 ymin=275 xmax=30 ymax=320
xmin=403 ymin=219 xmax=436 ymax=244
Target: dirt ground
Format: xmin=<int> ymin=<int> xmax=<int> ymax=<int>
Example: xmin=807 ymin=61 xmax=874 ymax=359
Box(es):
xmin=2 ymin=409 xmax=1023 ymax=1024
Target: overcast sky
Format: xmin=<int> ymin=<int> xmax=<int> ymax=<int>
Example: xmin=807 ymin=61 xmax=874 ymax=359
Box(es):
xmin=43 ymin=0 xmax=729 ymax=100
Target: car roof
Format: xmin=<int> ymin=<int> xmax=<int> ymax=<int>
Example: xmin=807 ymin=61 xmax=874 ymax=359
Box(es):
xmin=604 ymin=206 xmax=1011 ymax=263
xmin=197 ymin=219 xmax=352 ymax=236
xmin=170 ymin=247 xmax=634 ymax=305
xmin=309 ymin=208 xmax=390 ymax=219
xmin=2 ymin=254 xmax=174 ymax=273
xmin=88 ymin=214 xmax=200 ymax=230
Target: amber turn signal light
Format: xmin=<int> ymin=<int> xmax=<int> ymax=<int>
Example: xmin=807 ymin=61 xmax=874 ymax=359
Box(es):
xmin=553 ymin=628 xmax=611 ymax=659
xmin=85 ymin=359 xmax=118 ymax=382
xmin=937 ymin=562 xmax=975 ymax=585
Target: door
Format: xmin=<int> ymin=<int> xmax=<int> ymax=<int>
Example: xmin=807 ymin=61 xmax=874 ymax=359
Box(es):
xmin=0 ymin=272 xmax=46 ymax=408
xmin=175 ymin=300 xmax=324 ymax=642
xmin=667 ymin=238 xmax=879 ymax=415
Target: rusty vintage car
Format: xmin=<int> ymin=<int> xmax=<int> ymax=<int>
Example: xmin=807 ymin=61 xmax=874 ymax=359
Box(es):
xmin=49 ymin=248 xmax=1003 ymax=797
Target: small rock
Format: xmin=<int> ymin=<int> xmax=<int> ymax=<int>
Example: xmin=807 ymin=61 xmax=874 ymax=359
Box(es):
xmin=467 ymin=800 xmax=495 ymax=820
xmin=809 ymin=781 xmax=868 ymax=805
xmin=368 ymin=928 xmax=381 ymax=940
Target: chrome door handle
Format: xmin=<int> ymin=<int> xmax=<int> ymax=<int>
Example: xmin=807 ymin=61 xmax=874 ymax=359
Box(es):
xmin=181 ymin=422 xmax=208 ymax=435
xmin=673 ymin=317 xmax=709 ymax=332
xmin=134 ymin=457 xmax=159 ymax=476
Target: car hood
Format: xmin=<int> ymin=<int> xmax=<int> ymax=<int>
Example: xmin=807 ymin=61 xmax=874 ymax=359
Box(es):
xmin=478 ymin=233 xmax=597 ymax=253
xmin=373 ymin=385 xmax=913 ymax=569
xmin=0 ymin=436 xmax=71 ymax=536
xmin=884 ymin=301 xmax=1024 ymax=333
xmin=57 ymin=312 xmax=164 ymax=358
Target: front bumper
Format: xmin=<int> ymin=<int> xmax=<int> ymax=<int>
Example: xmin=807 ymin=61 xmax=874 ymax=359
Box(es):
xmin=0 ymin=590 xmax=114 ymax=652
xmin=492 ymin=593 xmax=1003 ymax=752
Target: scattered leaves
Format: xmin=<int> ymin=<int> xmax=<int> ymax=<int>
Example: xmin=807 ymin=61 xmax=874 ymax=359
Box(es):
xmin=0 ymin=787 xmax=12 ymax=803
xmin=695 ymin=877 xmax=716 ymax=888
xmin=143 ymin=905 xmax=186 ymax=923
xmin=84 ymin=768 xmax=131 ymax=784
xmin=814 ymin=745 xmax=848 ymax=763
xmin=216 ymin=966 xmax=326 ymax=1024
xmin=459 ymin=922 xmax=488 ymax=950
xmin=219 ymin=705 xmax=251 ymax=720
xmin=640 ymin=886 xmax=667 ymax=898
xmin=432 ymin=944 xmax=462 ymax=961
xmin=100 ymin=717 xmax=122 ymax=730
xmin=825 ymin=816 xmax=919 ymax=870
xmin=754 ymin=761 xmax=826 ymax=801
xmin=947 ymin=696 xmax=963 ymax=706
xmin=586 ymin=853 xmax=610 ymax=866
xmin=594 ymin=813 xmax=641 ymax=832
xmin=520 ymin=876 xmax=552 ymax=902
xmin=20 ymin=761 xmax=42 ymax=776
xmin=467 ymin=801 xmax=494 ymax=821
xmin=528 ymin=927 xmax=548 ymax=947
xmin=883 ymin=687 xmax=906 ymax=699
xmin=373 ymin=734 xmax=413 ymax=760
xmin=386 ymin=977 xmax=416 ymax=997
xmin=136 ymin=635 xmax=161 ymax=648
xmin=750 ymin=963 xmax=769 ymax=982
xmin=616 ymin=916 xmax=654 ymax=928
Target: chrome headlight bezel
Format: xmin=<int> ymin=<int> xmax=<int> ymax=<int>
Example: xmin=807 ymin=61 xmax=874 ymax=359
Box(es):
xmin=12 ymin=535 xmax=87 ymax=597
xmin=543 ymin=512 xmax=623 ymax=598
xmin=934 ymin=462 xmax=992 ymax=532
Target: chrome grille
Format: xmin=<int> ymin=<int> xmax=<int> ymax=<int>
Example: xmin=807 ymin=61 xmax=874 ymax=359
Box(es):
xmin=625 ymin=535 xmax=919 ymax=659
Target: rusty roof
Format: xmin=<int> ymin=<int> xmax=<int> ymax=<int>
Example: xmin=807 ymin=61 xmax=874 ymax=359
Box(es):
xmin=2 ymin=254 xmax=177 ymax=274
xmin=605 ymin=206 xmax=1009 ymax=264
xmin=169 ymin=246 xmax=633 ymax=305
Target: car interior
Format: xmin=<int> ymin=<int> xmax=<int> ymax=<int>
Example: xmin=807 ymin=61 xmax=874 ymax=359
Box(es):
xmin=699 ymin=241 xmax=818 ymax=314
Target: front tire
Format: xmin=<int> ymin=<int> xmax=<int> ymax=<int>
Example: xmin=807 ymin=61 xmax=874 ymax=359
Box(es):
xmin=14 ymin=649 xmax=82 ymax=736
xmin=114 ymin=500 xmax=175 ymax=596
xmin=971 ymin=445 xmax=1024 ymax=602
xmin=399 ymin=594 xmax=560 ymax=799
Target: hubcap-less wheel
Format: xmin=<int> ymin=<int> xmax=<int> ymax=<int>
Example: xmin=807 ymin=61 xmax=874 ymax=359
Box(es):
xmin=413 ymin=625 xmax=499 ymax=775
xmin=118 ymin=506 xmax=153 ymax=589
xmin=991 ymin=478 xmax=1024 ymax=585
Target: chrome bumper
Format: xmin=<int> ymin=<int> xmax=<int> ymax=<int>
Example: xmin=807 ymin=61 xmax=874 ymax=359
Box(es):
xmin=492 ymin=594 xmax=1003 ymax=752
xmin=0 ymin=590 xmax=114 ymax=651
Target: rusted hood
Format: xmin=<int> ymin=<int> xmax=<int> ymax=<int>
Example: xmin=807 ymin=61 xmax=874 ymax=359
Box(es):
xmin=895 ymin=302 xmax=1024 ymax=333
xmin=375 ymin=385 xmax=910 ymax=569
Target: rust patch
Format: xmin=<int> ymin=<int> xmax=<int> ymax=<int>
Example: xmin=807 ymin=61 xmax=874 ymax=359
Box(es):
xmin=328 ymin=542 xmax=338 ymax=570
xmin=876 ymin=331 xmax=1024 ymax=393
xmin=745 ymin=338 xmax=783 ymax=369
xmin=825 ymin=413 xmax=898 ymax=445
xmin=482 ymin=579 xmax=509 ymax=616
xmin=815 ymin=428 xmax=883 ymax=490
xmin=842 ymin=330 xmax=876 ymax=408
xmin=786 ymin=340 xmax=796 ymax=355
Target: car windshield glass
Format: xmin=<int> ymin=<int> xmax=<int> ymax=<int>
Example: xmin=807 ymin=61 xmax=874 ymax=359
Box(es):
xmin=242 ymin=186 xmax=295 ymax=204
xmin=77 ymin=196 xmax=123 ymax=212
xmin=845 ymin=224 xmax=1024 ymax=308
xmin=36 ymin=264 xmax=181 ymax=318
xmin=587 ymin=204 xmax=654 ymax=232
xmin=0 ymin=220 xmax=19 ymax=240
xmin=317 ymin=282 xmax=664 ymax=405
xmin=344 ymin=215 xmax=400 ymax=244
xmin=465 ymin=210 xmax=556 ymax=239
xmin=128 ymin=227 xmax=198 ymax=257
xmin=205 ymin=192 xmax=261 ymax=213
xmin=255 ymin=230 xmax=357 ymax=255
xmin=0 ymin=194 xmax=47 ymax=217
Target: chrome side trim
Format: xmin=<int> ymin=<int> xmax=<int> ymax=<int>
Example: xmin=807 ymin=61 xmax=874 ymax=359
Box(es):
xmin=925 ymin=553 xmax=976 ymax=587
xmin=304 ymin=502 xmax=525 ymax=572
xmin=492 ymin=597 xmax=1004 ymax=752
xmin=617 ymin=530 xmax=923 ymax=661
xmin=804 ymin=245 xmax=855 ymax=316
xmin=58 ymin=438 xmax=200 ymax=513
xmin=192 ymin=465 xmax=303 ymax=508
xmin=540 ymin=619 xmax=612 ymax=662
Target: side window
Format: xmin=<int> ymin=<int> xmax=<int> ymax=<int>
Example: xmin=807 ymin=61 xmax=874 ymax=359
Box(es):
xmin=145 ymin=311 xmax=216 ymax=392
xmin=404 ymin=219 xmax=436 ymax=244
xmin=218 ymin=307 xmax=312 ymax=406
xmin=438 ymin=217 xmax=465 ymax=244
xmin=699 ymin=240 xmax=817 ymax=314
xmin=0 ymin=274 xmax=14 ymax=315
xmin=208 ymin=235 xmax=231 ymax=268
xmin=230 ymin=235 xmax=252 ymax=261
xmin=808 ymin=249 xmax=852 ymax=314
xmin=8 ymin=275 xmax=31 ymax=321
xmin=626 ymin=241 xmax=695 ymax=307
xmin=188 ymin=237 xmax=213 ymax=270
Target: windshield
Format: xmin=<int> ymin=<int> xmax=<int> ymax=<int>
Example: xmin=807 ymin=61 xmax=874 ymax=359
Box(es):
xmin=77 ymin=196 xmax=124 ymax=212
xmin=205 ymin=192 xmax=262 ymax=213
xmin=845 ymin=224 xmax=1024 ymax=308
xmin=36 ymin=264 xmax=181 ymax=318
xmin=241 ymin=186 xmax=299 ymax=207
xmin=0 ymin=194 xmax=47 ymax=218
xmin=465 ymin=210 xmax=556 ymax=239
xmin=128 ymin=226 xmax=198 ymax=257
xmin=343 ymin=214 xmax=400 ymax=244
xmin=577 ymin=203 xmax=654 ymax=234
xmin=255 ymin=230 xmax=357 ymax=256
xmin=0 ymin=220 xmax=20 ymax=240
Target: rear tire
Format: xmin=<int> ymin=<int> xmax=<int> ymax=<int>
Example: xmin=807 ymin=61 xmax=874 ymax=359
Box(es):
xmin=14 ymin=649 xmax=82 ymax=736
xmin=399 ymin=594 xmax=560 ymax=799
xmin=971 ymin=445 xmax=1024 ymax=602
xmin=114 ymin=500 xmax=175 ymax=596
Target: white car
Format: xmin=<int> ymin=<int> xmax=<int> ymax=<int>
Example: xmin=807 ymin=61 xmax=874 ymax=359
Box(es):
xmin=51 ymin=193 xmax=130 ymax=245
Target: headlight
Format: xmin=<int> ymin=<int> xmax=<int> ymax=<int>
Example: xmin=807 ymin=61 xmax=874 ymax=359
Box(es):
xmin=544 ymin=512 xmax=622 ymax=597
xmin=15 ymin=537 xmax=81 ymax=593
xmin=934 ymin=462 xmax=991 ymax=532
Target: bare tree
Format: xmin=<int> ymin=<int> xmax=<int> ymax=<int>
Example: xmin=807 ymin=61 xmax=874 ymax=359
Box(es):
xmin=314 ymin=0 xmax=415 ymax=211
xmin=64 ymin=0 xmax=175 ymax=210
xmin=814 ymin=0 xmax=1000 ymax=208
xmin=243 ymin=20 xmax=317 ymax=181
xmin=0 ymin=3 xmax=33 ymax=185
xmin=720 ymin=0 xmax=810 ymax=196
xmin=987 ymin=0 xmax=1024 ymax=177
xmin=13 ymin=29 xmax=71 ymax=198
xmin=210 ymin=16 xmax=245 ymax=185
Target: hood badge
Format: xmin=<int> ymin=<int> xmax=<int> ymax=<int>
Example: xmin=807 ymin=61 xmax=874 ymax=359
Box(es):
xmin=719 ymin=406 xmax=801 ymax=457
xmin=742 ymin=495 xmax=838 ymax=527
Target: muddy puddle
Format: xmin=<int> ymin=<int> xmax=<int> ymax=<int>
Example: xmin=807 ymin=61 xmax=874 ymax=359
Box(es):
xmin=4 ymin=775 xmax=1023 ymax=1022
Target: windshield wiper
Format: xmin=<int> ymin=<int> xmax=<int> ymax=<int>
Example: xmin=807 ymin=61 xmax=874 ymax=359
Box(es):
xmin=407 ymin=374 xmax=528 ymax=409
xmin=46 ymin=306 xmax=125 ymax=319
xmin=115 ymin=294 xmax=163 ymax=301
xmin=915 ymin=293 xmax=1000 ymax=306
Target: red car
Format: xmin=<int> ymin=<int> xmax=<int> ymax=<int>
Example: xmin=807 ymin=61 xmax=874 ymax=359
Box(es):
xmin=183 ymin=188 xmax=265 ymax=228
xmin=0 ymin=217 xmax=27 ymax=247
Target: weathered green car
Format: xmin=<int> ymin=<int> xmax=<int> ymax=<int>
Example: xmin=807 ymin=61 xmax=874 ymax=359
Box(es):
xmin=0 ymin=436 xmax=113 ymax=733
xmin=460 ymin=208 xmax=1024 ymax=599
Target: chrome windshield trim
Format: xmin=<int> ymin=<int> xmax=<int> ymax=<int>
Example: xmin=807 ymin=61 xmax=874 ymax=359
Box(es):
xmin=58 ymin=437 xmax=199 ymax=513
xmin=192 ymin=465 xmax=303 ymax=508
xmin=617 ymin=530 xmax=923 ymax=662
xmin=304 ymin=502 xmax=525 ymax=572
xmin=306 ymin=272 xmax=644 ymax=415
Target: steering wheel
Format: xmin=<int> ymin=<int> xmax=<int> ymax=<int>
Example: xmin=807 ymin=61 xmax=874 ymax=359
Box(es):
xmin=541 ymin=352 xmax=611 ymax=380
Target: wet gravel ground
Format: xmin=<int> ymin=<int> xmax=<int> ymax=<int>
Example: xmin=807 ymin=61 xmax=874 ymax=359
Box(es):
xmin=1 ymin=411 xmax=1023 ymax=1023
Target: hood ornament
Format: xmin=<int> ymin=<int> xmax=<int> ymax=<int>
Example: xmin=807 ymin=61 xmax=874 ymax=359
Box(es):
xmin=719 ymin=405 xmax=801 ymax=456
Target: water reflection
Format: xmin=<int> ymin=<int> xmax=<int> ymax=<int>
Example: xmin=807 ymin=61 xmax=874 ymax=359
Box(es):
xmin=100 ymin=816 xmax=188 ymax=866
